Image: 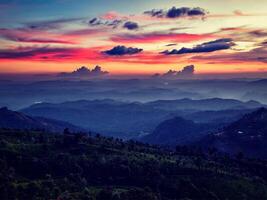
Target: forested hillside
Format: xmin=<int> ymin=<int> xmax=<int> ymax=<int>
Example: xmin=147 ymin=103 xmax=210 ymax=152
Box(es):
xmin=1 ymin=129 xmax=267 ymax=200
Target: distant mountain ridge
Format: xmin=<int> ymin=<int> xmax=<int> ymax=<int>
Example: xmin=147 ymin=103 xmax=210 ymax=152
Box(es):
xmin=0 ymin=107 xmax=83 ymax=132
xmin=146 ymin=98 xmax=264 ymax=111
xmin=21 ymin=98 xmax=265 ymax=138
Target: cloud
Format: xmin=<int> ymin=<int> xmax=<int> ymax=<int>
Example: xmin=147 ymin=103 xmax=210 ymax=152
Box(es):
xmin=164 ymin=65 xmax=195 ymax=77
xmin=192 ymin=46 xmax=267 ymax=64
xmin=144 ymin=7 xmax=207 ymax=19
xmin=177 ymin=65 xmax=195 ymax=76
xmin=0 ymin=46 xmax=77 ymax=59
xmin=248 ymin=30 xmax=267 ymax=37
xmin=0 ymin=45 xmax=103 ymax=62
xmin=167 ymin=7 xmax=206 ymax=18
xmin=144 ymin=9 xmax=165 ymax=17
xmin=103 ymin=45 xmax=143 ymax=56
xmin=217 ymin=27 xmax=267 ymax=44
xmin=166 ymin=43 xmax=177 ymax=46
xmin=0 ymin=28 xmax=76 ymax=44
xmin=162 ymin=69 xmax=177 ymax=76
xmin=88 ymin=17 xmax=139 ymax=31
xmin=59 ymin=66 xmax=109 ymax=77
xmin=88 ymin=18 xmax=102 ymax=26
xmin=162 ymin=38 xmax=234 ymax=55
xmin=111 ymin=32 xmax=213 ymax=44
xmin=123 ymin=21 xmax=139 ymax=30
xmin=154 ymin=65 xmax=195 ymax=78
xmin=88 ymin=17 xmax=123 ymax=28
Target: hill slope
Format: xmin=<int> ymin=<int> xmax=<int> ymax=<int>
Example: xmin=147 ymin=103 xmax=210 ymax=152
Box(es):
xmin=142 ymin=117 xmax=218 ymax=145
xmin=198 ymin=108 xmax=267 ymax=158
xmin=1 ymin=129 xmax=267 ymax=199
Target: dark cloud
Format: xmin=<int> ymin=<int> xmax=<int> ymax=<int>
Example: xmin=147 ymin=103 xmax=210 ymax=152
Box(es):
xmin=162 ymin=69 xmax=177 ymax=76
xmin=163 ymin=65 xmax=195 ymax=77
xmin=162 ymin=38 xmax=234 ymax=55
xmin=123 ymin=21 xmax=139 ymax=30
xmin=167 ymin=7 xmax=206 ymax=18
xmin=103 ymin=45 xmax=143 ymax=56
xmin=88 ymin=18 xmax=100 ymax=25
xmin=59 ymin=66 xmax=109 ymax=77
xmin=144 ymin=9 xmax=165 ymax=17
xmin=177 ymin=65 xmax=195 ymax=76
xmin=0 ymin=46 xmax=75 ymax=59
xmin=153 ymin=65 xmax=195 ymax=78
xmin=166 ymin=43 xmax=177 ymax=46
xmin=192 ymin=46 xmax=267 ymax=64
xmin=88 ymin=17 xmax=123 ymax=28
xmin=144 ymin=7 xmax=207 ymax=19
xmin=249 ymin=30 xmax=267 ymax=37
xmin=88 ymin=18 xmax=138 ymax=31
xmin=90 ymin=65 xmax=108 ymax=76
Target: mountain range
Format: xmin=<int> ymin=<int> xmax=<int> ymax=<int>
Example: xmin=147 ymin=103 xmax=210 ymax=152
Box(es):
xmin=1 ymin=78 xmax=267 ymax=110
xmin=20 ymin=98 xmax=264 ymax=138
xmin=1 ymin=104 xmax=267 ymax=158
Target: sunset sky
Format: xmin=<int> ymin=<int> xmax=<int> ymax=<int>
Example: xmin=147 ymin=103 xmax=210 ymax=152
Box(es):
xmin=0 ymin=0 xmax=267 ymax=75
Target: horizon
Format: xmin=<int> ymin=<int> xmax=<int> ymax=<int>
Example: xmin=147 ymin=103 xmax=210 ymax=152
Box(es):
xmin=1 ymin=67 xmax=267 ymax=80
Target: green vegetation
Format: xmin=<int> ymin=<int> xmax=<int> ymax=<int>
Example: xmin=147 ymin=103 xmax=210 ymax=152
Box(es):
xmin=0 ymin=129 xmax=267 ymax=200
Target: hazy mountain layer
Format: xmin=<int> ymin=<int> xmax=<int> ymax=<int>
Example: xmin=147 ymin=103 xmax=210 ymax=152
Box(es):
xmin=21 ymin=98 xmax=263 ymax=138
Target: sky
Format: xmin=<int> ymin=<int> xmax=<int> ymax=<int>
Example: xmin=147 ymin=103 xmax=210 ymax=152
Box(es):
xmin=0 ymin=0 xmax=267 ymax=76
